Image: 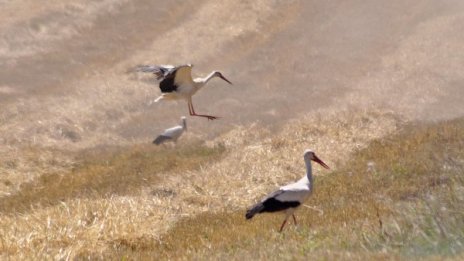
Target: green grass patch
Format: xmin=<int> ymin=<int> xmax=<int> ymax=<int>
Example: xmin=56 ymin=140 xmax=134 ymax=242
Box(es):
xmin=0 ymin=142 xmax=226 ymax=214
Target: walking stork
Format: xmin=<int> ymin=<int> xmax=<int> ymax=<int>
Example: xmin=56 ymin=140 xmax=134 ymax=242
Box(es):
xmin=136 ymin=64 xmax=232 ymax=120
xmin=245 ymin=149 xmax=330 ymax=232
xmin=153 ymin=116 xmax=187 ymax=145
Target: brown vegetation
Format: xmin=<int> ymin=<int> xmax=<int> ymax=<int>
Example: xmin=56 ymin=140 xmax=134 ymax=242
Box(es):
xmin=1 ymin=111 xmax=463 ymax=259
xmin=120 ymin=118 xmax=464 ymax=260
xmin=2 ymin=0 xmax=464 ymax=259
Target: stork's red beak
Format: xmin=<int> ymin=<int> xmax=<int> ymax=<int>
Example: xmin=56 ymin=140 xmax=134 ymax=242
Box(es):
xmin=313 ymin=155 xmax=330 ymax=169
xmin=219 ymin=75 xmax=233 ymax=85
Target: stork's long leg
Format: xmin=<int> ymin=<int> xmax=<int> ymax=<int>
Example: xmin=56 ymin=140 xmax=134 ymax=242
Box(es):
xmin=292 ymin=214 xmax=297 ymax=225
xmin=279 ymin=218 xmax=288 ymax=233
xmin=188 ymin=99 xmax=194 ymax=115
xmin=187 ymin=98 xmax=219 ymax=120
xmin=189 ymin=100 xmax=218 ymax=120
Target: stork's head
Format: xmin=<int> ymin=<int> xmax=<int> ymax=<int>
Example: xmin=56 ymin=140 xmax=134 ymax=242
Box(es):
xmin=304 ymin=149 xmax=330 ymax=169
xmin=213 ymin=71 xmax=233 ymax=85
xmin=181 ymin=116 xmax=187 ymax=131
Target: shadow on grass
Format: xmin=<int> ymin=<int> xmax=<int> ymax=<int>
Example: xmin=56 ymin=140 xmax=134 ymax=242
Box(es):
xmin=0 ymin=142 xmax=226 ymax=214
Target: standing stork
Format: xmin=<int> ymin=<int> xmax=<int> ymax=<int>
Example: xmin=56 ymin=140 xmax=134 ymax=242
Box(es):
xmin=136 ymin=64 xmax=232 ymax=120
xmin=245 ymin=149 xmax=330 ymax=232
xmin=152 ymin=116 xmax=187 ymax=145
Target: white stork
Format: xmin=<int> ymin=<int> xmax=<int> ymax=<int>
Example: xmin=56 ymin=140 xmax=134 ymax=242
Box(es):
xmin=136 ymin=64 xmax=232 ymax=120
xmin=245 ymin=149 xmax=330 ymax=232
xmin=152 ymin=116 xmax=187 ymax=145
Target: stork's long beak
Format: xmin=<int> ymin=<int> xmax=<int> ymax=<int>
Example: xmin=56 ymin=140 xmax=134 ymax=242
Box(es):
xmin=313 ymin=155 xmax=330 ymax=169
xmin=219 ymin=75 xmax=233 ymax=85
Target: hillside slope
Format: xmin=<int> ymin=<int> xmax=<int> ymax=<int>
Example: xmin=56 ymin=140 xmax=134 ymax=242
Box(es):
xmin=1 ymin=0 xmax=464 ymax=259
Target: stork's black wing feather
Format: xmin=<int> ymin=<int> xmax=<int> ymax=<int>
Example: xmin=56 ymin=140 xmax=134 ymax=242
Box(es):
xmin=153 ymin=135 xmax=172 ymax=145
xmin=134 ymin=65 xmax=175 ymax=80
xmin=245 ymin=190 xmax=300 ymax=219
xmin=135 ymin=64 xmax=192 ymax=93
xmin=159 ymin=72 xmax=177 ymax=93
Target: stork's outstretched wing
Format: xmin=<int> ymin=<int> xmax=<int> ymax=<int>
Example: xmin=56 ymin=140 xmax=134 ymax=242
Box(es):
xmin=134 ymin=64 xmax=175 ymax=80
xmin=172 ymin=64 xmax=194 ymax=85
xmin=135 ymin=64 xmax=194 ymax=93
xmin=135 ymin=64 xmax=193 ymax=81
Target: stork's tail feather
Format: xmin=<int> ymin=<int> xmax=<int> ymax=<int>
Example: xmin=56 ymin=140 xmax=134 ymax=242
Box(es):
xmin=245 ymin=203 xmax=265 ymax=219
xmin=153 ymin=135 xmax=171 ymax=145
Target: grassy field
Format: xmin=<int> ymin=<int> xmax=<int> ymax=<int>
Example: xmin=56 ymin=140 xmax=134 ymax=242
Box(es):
xmin=2 ymin=0 xmax=464 ymax=260
xmin=1 ymin=113 xmax=463 ymax=260
xmin=114 ymin=118 xmax=464 ymax=260
xmin=0 ymin=142 xmax=226 ymax=259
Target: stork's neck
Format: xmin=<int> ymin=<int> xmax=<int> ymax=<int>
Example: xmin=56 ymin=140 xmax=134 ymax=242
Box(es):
xmin=204 ymin=71 xmax=217 ymax=83
xmin=302 ymin=157 xmax=313 ymax=189
xmin=194 ymin=71 xmax=216 ymax=88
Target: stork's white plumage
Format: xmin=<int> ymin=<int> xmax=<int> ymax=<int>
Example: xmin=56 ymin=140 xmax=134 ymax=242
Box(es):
xmin=245 ymin=149 xmax=330 ymax=232
xmin=153 ymin=116 xmax=187 ymax=145
xmin=136 ymin=64 xmax=232 ymax=120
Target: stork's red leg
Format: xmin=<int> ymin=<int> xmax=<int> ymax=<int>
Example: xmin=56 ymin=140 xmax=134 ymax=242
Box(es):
xmin=187 ymin=99 xmax=219 ymax=120
xmin=292 ymin=214 xmax=297 ymax=225
xmin=188 ymin=100 xmax=194 ymax=115
xmin=279 ymin=219 xmax=288 ymax=232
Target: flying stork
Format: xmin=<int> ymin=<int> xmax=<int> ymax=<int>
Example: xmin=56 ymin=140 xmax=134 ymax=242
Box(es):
xmin=153 ymin=116 xmax=187 ymax=145
xmin=136 ymin=64 xmax=232 ymax=120
xmin=245 ymin=149 xmax=330 ymax=232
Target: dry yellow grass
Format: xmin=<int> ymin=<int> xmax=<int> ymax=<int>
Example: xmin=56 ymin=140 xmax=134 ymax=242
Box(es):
xmin=2 ymin=1 xmax=464 ymax=259
xmin=1 ymin=110 xmax=463 ymax=260
xmin=0 ymin=141 xmax=225 ymax=259
xmin=1 ymin=142 xmax=225 ymax=214
xmin=110 ymin=116 xmax=464 ymax=260
xmin=0 ymin=146 xmax=76 ymax=197
xmin=0 ymin=109 xmax=405 ymax=259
